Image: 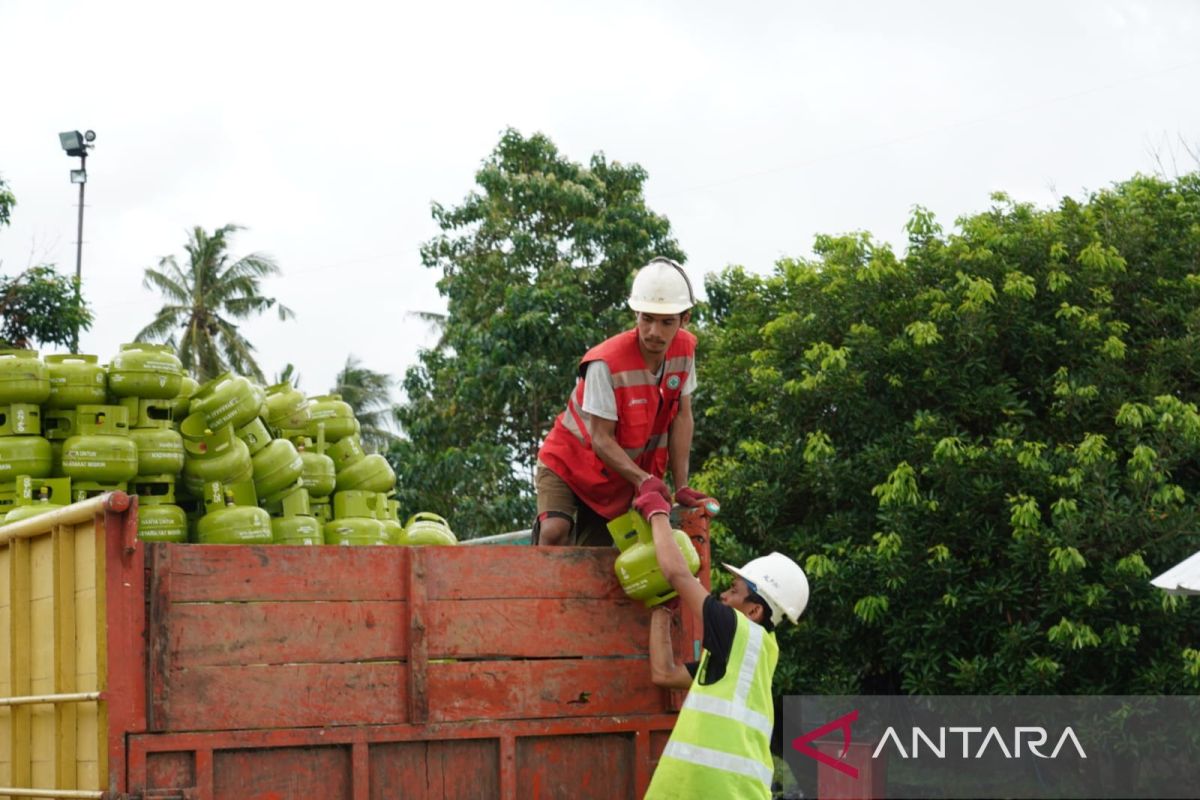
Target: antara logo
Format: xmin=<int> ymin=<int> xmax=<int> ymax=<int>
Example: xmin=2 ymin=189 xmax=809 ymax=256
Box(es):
xmin=873 ymin=726 xmax=1087 ymax=760
xmin=792 ymin=709 xmax=1087 ymax=778
xmin=792 ymin=709 xmax=860 ymax=778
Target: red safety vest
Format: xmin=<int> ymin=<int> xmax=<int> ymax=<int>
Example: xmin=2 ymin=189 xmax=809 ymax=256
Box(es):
xmin=538 ymin=328 xmax=696 ymax=519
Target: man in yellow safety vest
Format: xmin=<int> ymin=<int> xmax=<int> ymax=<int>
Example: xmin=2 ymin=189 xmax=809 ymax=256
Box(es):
xmin=634 ymin=487 xmax=810 ymax=800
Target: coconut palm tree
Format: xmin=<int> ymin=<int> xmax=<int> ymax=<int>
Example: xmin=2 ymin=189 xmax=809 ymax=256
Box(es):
xmin=136 ymin=224 xmax=294 ymax=382
xmin=332 ymin=355 xmax=396 ymax=452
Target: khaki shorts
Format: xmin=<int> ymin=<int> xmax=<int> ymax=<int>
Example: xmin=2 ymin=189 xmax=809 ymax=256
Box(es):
xmin=534 ymin=462 xmax=614 ymax=547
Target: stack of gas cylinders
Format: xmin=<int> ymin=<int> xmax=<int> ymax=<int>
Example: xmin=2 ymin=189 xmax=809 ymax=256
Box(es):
xmin=0 ymin=347 xmax=457 ymax=547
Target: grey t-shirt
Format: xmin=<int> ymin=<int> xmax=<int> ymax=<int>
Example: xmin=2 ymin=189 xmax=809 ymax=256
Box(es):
xmin=581 ymin=359 xmax=696 ymax=421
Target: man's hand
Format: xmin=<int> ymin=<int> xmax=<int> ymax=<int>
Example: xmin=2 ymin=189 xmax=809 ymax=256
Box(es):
xmin=634 ymin=487 xmax=672 ymax=520
xmin=675 ymin=486 xmax=716 ymax=508
xmin=638 ymin=475 xmax=671 ymax=502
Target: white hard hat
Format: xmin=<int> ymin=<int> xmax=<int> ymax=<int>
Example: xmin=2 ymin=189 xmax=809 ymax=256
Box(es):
xmin=628 ymin=257 xmax=695 ymax=315
xmin=723 ymin=552 xmax=810 ymax=626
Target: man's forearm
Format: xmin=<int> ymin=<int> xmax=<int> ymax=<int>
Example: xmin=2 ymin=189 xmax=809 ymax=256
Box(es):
xmin=668 ymin=407 xmax=693 ymax=489
xmin=592 ymin=431 xmax=651 ymax=487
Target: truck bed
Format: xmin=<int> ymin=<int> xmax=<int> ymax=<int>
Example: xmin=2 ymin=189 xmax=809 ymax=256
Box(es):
xmin=2 ymin=494 xmax=711 ymax=799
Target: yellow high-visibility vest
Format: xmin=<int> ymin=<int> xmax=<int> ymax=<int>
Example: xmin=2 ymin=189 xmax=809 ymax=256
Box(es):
xmin=645 ymin=609 xmax=777 ymax=799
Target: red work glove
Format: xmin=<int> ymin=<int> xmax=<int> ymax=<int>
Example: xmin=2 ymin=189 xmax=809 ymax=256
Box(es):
xmin=675 ymin=486 xmax=715 ymax=508
xmin=634 ymin=487 xmax=672 ymax=520
xmin=638 ymin=475 xmax=671 ymax=502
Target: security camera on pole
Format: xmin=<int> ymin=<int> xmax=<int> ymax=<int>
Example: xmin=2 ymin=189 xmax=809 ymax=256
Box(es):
xmin=58 ymin=129 xmax=96 ymax=352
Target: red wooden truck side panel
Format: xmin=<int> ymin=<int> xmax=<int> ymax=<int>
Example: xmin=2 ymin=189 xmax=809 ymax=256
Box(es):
xmin=115 ymin=509 xmax=713 ymax=799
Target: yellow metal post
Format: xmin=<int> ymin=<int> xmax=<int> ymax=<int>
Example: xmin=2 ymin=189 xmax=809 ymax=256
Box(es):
xmin=54 ymin=524 xmax=78 ymax=790
xmin=92 ymin=516 xmax=107 ymax=790
xmin=9 ymin=537 xmax=31 ymax=792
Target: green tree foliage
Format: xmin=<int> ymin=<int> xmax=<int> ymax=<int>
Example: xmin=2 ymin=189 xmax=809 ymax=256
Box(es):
xmin=390 ymin=129 xmax=684 ymax=536
xmin=697 ymin=174 xmax=1200 ymax=695
xmin=331 ymin=355 xmax=396 ymax=453
xmin=0 ymin=265 xmax=93 ymax=349
xmin=0 ymin=175 xmax=15 ymax=228
xmin=0 ymin=178 xmax=92 ymax=349
xmin=137 ymin=224 xmax=294 ymax=382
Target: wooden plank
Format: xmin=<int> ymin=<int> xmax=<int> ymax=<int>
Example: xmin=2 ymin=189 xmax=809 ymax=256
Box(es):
xmin=214 ymin=745 xmax=352 ymax=800
xmin=500 ymin=734 xmax=516 ymax=800
xmin=54 ymin=524 xmax=78 ymax=790
xmin=9 ymin=537 xmax=31 ymax=792
xmin=144 ymin=750 xmax=193 ymax=792
xmin=427 ymin=598 xmax=649 ymax=659
xmin=147 ymin=543 xmax=172 ymax=732
xmin=635 ymin=728 xmax=651 ymax=798
xmin=157 ymin=662 xmax=409 ymax=731
xmin=516 ymin=733 xmax=636 ymax=800
xmin=423 ymin=546 xmax=625 ymax=601
xmin=407 ymin=549 xmax=429 ymax=725
xmin=163 ymin=544 xmax=409 ymax=602
xmin=352 ymin=740 xmax=368 ymax=800
xmin=166 ymin=600 xmax=408 ymax=667
xmin=368 ymin=738 xmax=499 ymax=800
xmin=425 ymin=658 xmax=664 ymax=723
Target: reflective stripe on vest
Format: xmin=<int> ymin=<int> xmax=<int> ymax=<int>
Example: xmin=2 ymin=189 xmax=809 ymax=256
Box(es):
xmin=537 ymin=328 xmax=696 ymax=518
xmin=660 ymin=740 xmax=774 ymax=788
xmin=646 ymin=612 xmax=777 ymax=799
xmin=679 ymin=623 xmax=771 ymax=739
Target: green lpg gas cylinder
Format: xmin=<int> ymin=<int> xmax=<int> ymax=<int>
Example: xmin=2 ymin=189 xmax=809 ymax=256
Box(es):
xmin=298 ymin=443 xmax=336 ymax=498
xmin=324 ymin=490 xmax=388 ymax=546
xmin=197 ymin=502 xmax=273 ymax=544
xmin=336 ymin=454 xmax=396 ymax=493
xmin=324 ymin=516 xmax=388 ymax=546
xmin=180 ymin=414 xmax=253 ymax=495
xmin=196 ymin=483 xmax=273 ymax=545
xmin=0 ymin=403 xmax=42 ymax=436
xmin=264 ymin=382 xmax=310 ymax=431
xmin=171 ymin=375 xmax=199 ymax=422
xmin=5 ymin=496 xmax=65 ymax=524
xmin=273 ymin=514 xmax=322 ymax=545
xmin=400 ymin=512 xmax=457 ymax=546
xmin=137 ymin=503 xmax=188 ymax=542
xmin=3 ymin=477 xmax=70 ymax=524
xmin=45 ymin=355 xmax=107 ymax=408
xmin=252 ymin=438 xmax=303 ymax=499
xmin=60 ymin=406 xmax=138 ymax=484
xmin=380 ymin=498 xmax=405 ymax=545
xmin=107 ymin=343 xmax=183 ymax=399
xmin=327 ymin=435 xmax=365 ymax=470
xmin=0 ymin=437 xmax=53 ymax=480
xmin=305 ymin=395 xmax=358 ymax=442
xmin=236 ymin=417 xmax=272 ymax=454
xmin=43 ymin=409 xmax=76 ymax=441
xmin=0 ymin=350 xmax=50 ymax=405
xmin=608 ymin=509 xmax=700 ymax=608
xmin=129 ymin=428 xmax=185 ymax=477
xmin=188 ymin=373 xmax=261 ymax=431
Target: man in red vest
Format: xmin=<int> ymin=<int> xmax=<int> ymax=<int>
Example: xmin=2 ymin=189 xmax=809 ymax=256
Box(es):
xmin=534 ymin=257 xmax=717 ymax=546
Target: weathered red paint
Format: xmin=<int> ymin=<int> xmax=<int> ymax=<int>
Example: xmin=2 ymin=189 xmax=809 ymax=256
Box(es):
xmin=101 ymin=491 xmax=146 ymax=797
xmin=110 ymin=506 xmax=714 ymax=798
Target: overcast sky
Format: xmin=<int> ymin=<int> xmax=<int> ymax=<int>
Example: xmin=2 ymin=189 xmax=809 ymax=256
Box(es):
xmin=1 ymin=0 xmax=1198 ymax=404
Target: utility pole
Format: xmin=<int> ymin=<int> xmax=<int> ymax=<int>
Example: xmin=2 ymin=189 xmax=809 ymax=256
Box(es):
xmin=59 ymin=129 xmax=96 ymax=353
